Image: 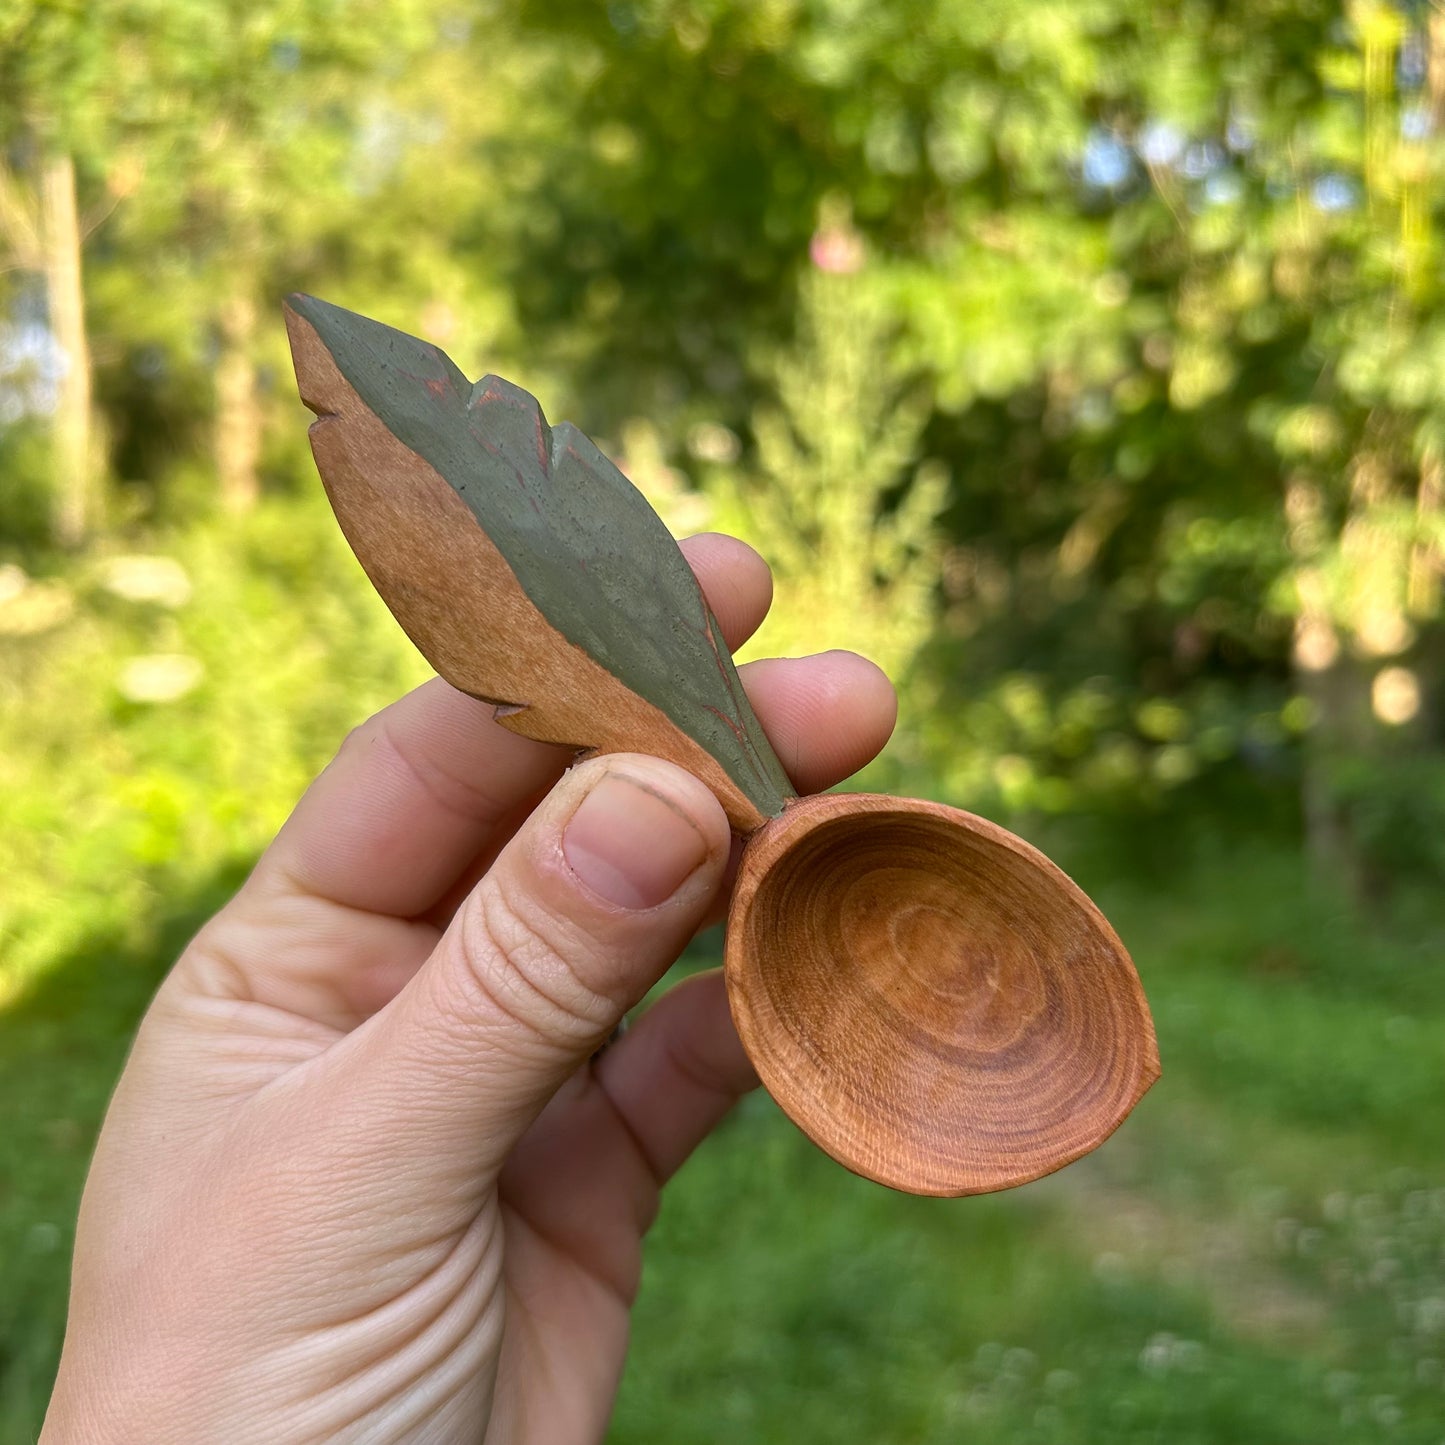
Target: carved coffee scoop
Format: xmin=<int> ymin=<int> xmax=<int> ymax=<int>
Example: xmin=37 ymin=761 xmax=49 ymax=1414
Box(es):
xmin=284 ymin=293 xmax=1159 ymax=1197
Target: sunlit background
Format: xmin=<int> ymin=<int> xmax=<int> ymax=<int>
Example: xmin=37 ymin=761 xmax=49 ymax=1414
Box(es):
xmin=3 ymin=1 xmax=1445 ymax=1440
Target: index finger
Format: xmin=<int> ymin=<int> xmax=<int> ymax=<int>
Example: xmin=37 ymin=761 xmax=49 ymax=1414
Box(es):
xmin=249 ymin=533 xmax=775 ymax=918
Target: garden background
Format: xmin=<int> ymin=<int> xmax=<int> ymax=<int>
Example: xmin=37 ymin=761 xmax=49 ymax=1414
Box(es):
xmin=3 ymin=1 xmax=1444 ymax=1440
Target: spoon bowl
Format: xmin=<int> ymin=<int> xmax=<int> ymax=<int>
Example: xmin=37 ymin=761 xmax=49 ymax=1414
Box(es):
xmin=726 ymin=793 xmax=1159 ymax=1195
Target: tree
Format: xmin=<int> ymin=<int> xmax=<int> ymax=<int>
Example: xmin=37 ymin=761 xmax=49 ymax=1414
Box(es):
xmin=99 ymin=0 xmax=441 ymax=513
xmin=710 ymin=249 xmax=947 ymax=686
xmin=0 ymin=0 xmax=148 ymax=544
xmin=493 ymin=0 xmax=1443 ymax=882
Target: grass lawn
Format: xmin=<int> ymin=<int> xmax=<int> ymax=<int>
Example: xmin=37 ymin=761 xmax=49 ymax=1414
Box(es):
xmin=3 ymin=498 xmax=1443 ymax=1442
xmin=614 ymin=858 xmax=1445 ymax=1445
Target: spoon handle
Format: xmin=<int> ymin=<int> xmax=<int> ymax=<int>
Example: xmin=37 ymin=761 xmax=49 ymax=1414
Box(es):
xmin=284 ymin=294 xmax=795 ymax=833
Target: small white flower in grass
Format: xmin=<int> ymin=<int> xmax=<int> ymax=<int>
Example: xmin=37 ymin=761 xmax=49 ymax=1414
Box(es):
xmin=972 ymin=1342 xmax=1004 ymax=1375
xmin=1139 ymin=1332 xmax=1176 ymax=1375
xmin=1138 ymin=119 xmax=1186 ymax=168
xmin=1002 ymin=1347 xmax=1036 ymax=1378
xmin=95 ymin=555 xmax=192 ymax=608
xmin=1324 ymin=1370 xmax=1358 ymax=1399
xmin=0 ymin=563 xmax=26 ymax=604
xmin=26 ymin=1221 xmax=61 ymax=1253
xmin=1093 ymin=1250 xmax=1128 ymax=1282
xmin=1370 ymin=1395 xmax=1402 ymax=1428
xmin=1173 ymin=1339 xmax=1206 ymax=1372
xmin=117 ymin=653 xmax=204 ymax=704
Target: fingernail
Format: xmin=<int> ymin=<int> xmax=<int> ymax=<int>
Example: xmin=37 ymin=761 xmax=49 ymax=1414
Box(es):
xmin=563 ymin=772 xmax=709 ymax=910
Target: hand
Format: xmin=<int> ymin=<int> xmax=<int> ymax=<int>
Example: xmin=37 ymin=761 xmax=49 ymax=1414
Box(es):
xmin=41 ymin=534 xmax=896 ymax=1445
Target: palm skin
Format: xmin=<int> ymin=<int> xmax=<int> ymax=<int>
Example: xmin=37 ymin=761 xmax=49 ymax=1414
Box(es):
xmin=42 ymin=534 xmax=896 ymax=1445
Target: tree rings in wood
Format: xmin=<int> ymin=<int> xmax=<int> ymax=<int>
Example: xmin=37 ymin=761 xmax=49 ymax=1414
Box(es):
xmin=725 ymin=793 xmax=1160 ymax=1196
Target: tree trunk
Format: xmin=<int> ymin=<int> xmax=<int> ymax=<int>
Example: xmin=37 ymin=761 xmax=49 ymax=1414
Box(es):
xmin=1285 ymin=473 xmax=1372 ymax=890
xmin=215 ymin=286 xmax=261 ymax=513
xmin=1408 ymin=443 xmax=1442 ymax=620
xmin=39 ymin=151 xmax=97 ymax=548
xmin=1293 ymin=638 xmax=1371 ymax=881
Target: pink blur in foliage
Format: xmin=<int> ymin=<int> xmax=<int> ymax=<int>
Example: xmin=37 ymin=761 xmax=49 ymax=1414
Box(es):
xmin=809 ymin=226 xmax=865 ymax=274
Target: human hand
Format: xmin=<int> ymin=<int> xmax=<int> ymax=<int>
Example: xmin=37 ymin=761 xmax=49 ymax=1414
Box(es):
xmin=41 ymin=534 xmax=896 ymax=1445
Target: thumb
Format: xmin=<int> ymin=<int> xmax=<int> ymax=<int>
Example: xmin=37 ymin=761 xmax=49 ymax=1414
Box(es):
xmin=336 ymin=753 xmax=732 ymax=1187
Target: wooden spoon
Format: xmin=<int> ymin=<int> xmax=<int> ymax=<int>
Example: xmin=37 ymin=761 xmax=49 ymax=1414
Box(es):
xmin=284 ymin=293 xmax=1160 ymax=1197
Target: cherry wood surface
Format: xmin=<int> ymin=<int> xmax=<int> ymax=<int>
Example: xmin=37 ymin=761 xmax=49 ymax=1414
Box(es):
xmin=728 ymin=793 xmax=1160 ymax=1195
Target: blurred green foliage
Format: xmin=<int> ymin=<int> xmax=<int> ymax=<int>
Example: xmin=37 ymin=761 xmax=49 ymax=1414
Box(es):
xmin=3 ymin=0 xmax=1445 ymax=1439
xmin=4 ymin=0 xmax=1440 ymax=870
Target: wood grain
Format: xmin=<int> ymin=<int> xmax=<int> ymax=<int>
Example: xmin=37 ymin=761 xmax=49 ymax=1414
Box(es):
xmin=726 ymin=793 xmax=1160 ymax=1195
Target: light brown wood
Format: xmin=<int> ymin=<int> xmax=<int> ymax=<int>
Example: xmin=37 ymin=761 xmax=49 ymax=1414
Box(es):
xmin=726 ymin=793 xmax=1160 ymax=1196
xmin=286 ymin=305 xmax=770 ymax=832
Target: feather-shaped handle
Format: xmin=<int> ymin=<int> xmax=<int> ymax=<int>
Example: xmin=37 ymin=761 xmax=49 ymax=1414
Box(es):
xmin=285 ymin=294 xmax=794 ymax=832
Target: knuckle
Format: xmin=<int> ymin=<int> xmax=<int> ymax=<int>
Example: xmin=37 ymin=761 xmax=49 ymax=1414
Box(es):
xmin=373 ymin=714 xmax=506 ymax=825
xmin=450 ymin=873 xmax=618 ymax=1046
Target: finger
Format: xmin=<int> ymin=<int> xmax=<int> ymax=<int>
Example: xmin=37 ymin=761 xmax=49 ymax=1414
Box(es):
xmin=739 ymin=650 xmax=897 ymax=795
xmin=249 ymin=533 xmax=772 ymax=918
xmin=681 ymin=650 xmax=898 ymax=935
xmin=259 ymin=677 xmax=561 ymax=916
xmin=182 ymin=644 xmax=895 ymax=1032
xmin=593 ymin=969 xmax=757 ymax=1183
xmin=323 ymin=754 xmax=732 ymax=1192
xmin=490 ymin=970 xmax=756 ymax=1303
xmin=673 ymin=532 xmax=773 ymax=645
xmin=427 ymin=647 xmax=900 ymax=934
